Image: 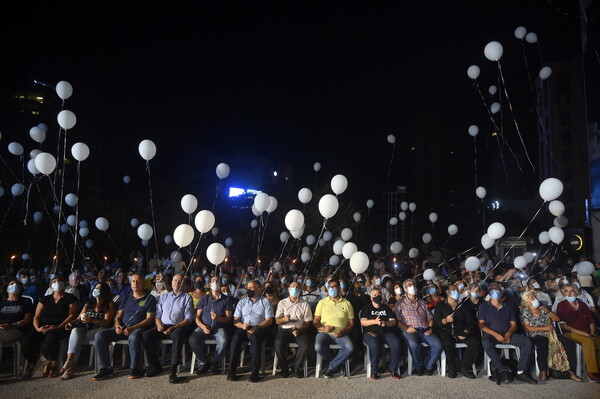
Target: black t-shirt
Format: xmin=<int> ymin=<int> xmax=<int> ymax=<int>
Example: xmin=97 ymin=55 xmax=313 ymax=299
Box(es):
xmin=39 ymin=293 xmax=78 ymax=326
xmin=361 ymin=303 xmax=397 ymax=335
xmin=0 ymin=297 xmax=34 ymax=325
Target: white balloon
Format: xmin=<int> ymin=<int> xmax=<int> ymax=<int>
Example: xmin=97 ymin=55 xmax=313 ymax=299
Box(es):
xmin=67 ymin=215 xmax=76 ymax=227
xmin=447 ymin=224 xmax=458 ymax=236
xmin=306 ymin=234 xmax=316 ymax=245
xmin=130 ymin=218 xmax=139 ymax=227
xmin=350 ymin=251 xmax=369 ymax=274
xmin=476 ymin=186 xmax=487 ymax=199
xmin=251 ymin=204 xmax=261 ymax=217
xmin=329 ymin=255 xmax=340 ymax=266
xmin=301 ymin=246 xmax=310 ymax=253
xmin=251 ymin=219 xmax=258 ymax=229
xmin=195 ymin=210 xmax=216 ymax=233
xmin=206 ymin=242 xmax=226 ymax=266
xmin=56 ymin=81 xmax=73 ymax=100
xmin=387 ymin=134 xmax=396 ymax=144
xmin=525 ymin=32 xmax=538 ymax=44
xmin=85 ymin=239 xmax=94 ymax=248
xmin=60 ymin=224 xmax=69 ymax=233
xmin=123 ymin=175 xmax=131 ymax=184
xmin=398 ymin=212 xmax=407 ymax=221
xmin=272 ymin=262 xmax=282 ymax=272
xmin=53 ymin=205 xmax=61 ymax=214
xmin=409 ymin=248 xmax=419 ymax=259
xmin=301 ymin=252 xmax=310 ymax=263
xmin=27 ymin=159 xmax=40 ymax=175
xmin=465 ymin=256 xmax=480 ymax=272
xmin=467 ymin=65 xmax=480 ymax=80
xmin=523 ymin=252 xmax=535 ymax=263
xmin=468 ymin=125 xmax=479 ymax=137
xmin=341 ymin=228 xmax=353 ymax=241
xmin=79 ymin=220 xmax=88 ymax=228
xmin=266 ymin=196 xmax=278 ymax=213
xmin=291 ymin=227 xmax=304 ymax=239
xmin=280 ymin=231 xmax=289 ymax=243
xmin=79 ymin=227 xmax=89 ymax=238
xmin=554 ymin=216 xmax=568 ymax=228
xmin=173 ymin=224 xmax=194 ymax=247
xmin=21 ymin=253 xmax=30 ymax=261
xmin=171 ymin=250 xmax=183 ymax=262
xmin=216 ymin=163 xmax=230 ymax=179
xmin=11 ymin=183 xmax=25 ymax=196
xmin=318 ymin=238 xmax=326 ymax=247
xmin=400 ymin=201 xmax=408 ymax=211
xmin=342 ymin=242 xmax=358 ymax=259
xmin=38 ymin=123 xmax=48 ymax=132
xmin=33 ymin=211 xmax=43 ymax=224
xmin=422 ymin=233 xmax=432 ymax=244
xmin=323 ymin=231 xmax=333 ymax=241
xmin=538 ymin=231 xmax=550 ymax=244
xmin=484 ymin=41 xmax=504 ymax=61
xmin=212 ymin=227 xmax=219 ymax=236
xmin=181 ymin=194 xmax=198 ymax=214
xmin=254 ymin=192 xmax=270 ymax=213
xmin=353 ymin=212 xmax=361 ymax=223
xmin=389 ymin=217 xmax=398 ymax=226
xmin=333 ymin=239 xmax=345 ymax=256
xmin=285 ymin=209 xmax=304 ymax=232
xmin=423 ymin=268 xmax=435 ymax=281
xmin=409 ymin=202 xmax=416 ymax=212
xmin=548 ymin=200 xmax=565 ymax=217
xmin=539 ymin=66 xmax=552 ymax=80
xmin=366 ymin=199 xmax=374 ymax=209
xmin=487 ymin=222 xmax=506 ymax=240
xmin=71 ymin=142 xmax=90 ymax=161
xmin=57 ymin=110 xmax=77 ymax=130
xmin=514 ymin=26 xmax=527 ymax=39
xmin=95 ymin=217 xmax=109 ymax=232
xmin=65 ymin=193 xmax=78 ymax=207
xmin=390 ymin=241 xmax=402 ymax=254
xmin=481 ymin=233 xmax=495 ymax=249
xmin=488 ymin=85 xmax=498 ymax=95
xmin=137 ymin=224 xmax=153 ymax=241
xmin=577 ymin=261 xmax=595 ymax=276
xmin=539 ymin=177 xmax=563 ymax=201
xmin=490 ymin=102 xmax=501 ymax=114
xmin=29 ymin=126 xmax=46 ymax=143
xmin=298 ymin=188 xmax=312 ymax=204
xmin=138 ymin=139 xmax=157 ymax=161
xmin=34 ymin=152 xmax=57 ymax=175
xmin=548 ymin=226 xmax=564 ymax=244
xmin=429 ymin=213 xmax=438 ymax=223
xmin=164 ymin=235 xmax=173 ymax=244
xmin=514 ymin=256 xmax=527 ymax=269
xmin=330 ymin=174 xmax=348 ymax=195
xmin=313 ymin=162 xmax=321 ymax=172
xmin=372 ymin=243 xmax=382 ymax=254
xmin=318 ymin=194 xmax=339 ymax=219
xmin=30 ymin=149 xmax=41 ymax=159
xmin=8 ymin=142 xmax=24 ymax=156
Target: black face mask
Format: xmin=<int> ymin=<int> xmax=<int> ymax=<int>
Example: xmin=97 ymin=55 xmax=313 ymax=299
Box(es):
xmin=264 ymin=286 xmax=274 ymax=295
xmin=373 ymin=296 xmax=382 ymax=305
xmin=246 ymin=289 xmax=255 ymax=298
xmin=194 ymin=281 xmax=204 ymax=290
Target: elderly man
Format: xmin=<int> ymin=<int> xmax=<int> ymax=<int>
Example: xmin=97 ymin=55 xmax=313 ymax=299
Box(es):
xmin=274 ymin=281 xmax=313 ymax=378
xmin=189 ymin=276 xmax=234 ymax=375
xmin=478 ymin=282 xmax=536 ymax=384
xmin=93 ymin=273 xmax=156 ymax=381
xmin=314 ymin=279 xmax=355 ymax=378
xmin=143 ymin=273 xmax=194 ymax=383
xmin=394 ymin=279 xmax=442 ymax=376
xmin=360 ymin=288 xmax=402 ymax=379
xmin=228 ymin=279 xmax=273 ymax=382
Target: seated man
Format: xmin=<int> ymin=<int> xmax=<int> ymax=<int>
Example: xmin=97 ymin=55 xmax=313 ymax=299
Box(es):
xmin=360 ymin=288 xmax=402 ymax=380
xmin=395 ymin=279 xmax=442 ymax=376
xmin=143 ymin=273 xmax=194 ymax=383
xmin=228 ymin=279 xmax=273 ymax=382
xmin=93 ymin=273 xmax=156 ymax=380
xmin=189 ymin=276 xmax=234 ymax=375
xmin=478 ymin=282 xmax=536 ymax=384
xmin=313 ymin=279 xmax=355 ymax=378
xmin=274 ymin=281 xmax=313 ymax=378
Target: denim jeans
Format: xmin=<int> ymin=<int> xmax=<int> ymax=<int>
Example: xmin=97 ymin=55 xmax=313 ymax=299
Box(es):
xmin=315 ymin=332 xmax=354 ymax=370
xmin=401 ymin=328 xmax=443 ymax=371
xmin=188 ymin=327 xmax=228 ymax=366
xmin=95 ymin=328 xmax=145 ymax=370
xmin=481 ymin=332 xmax=532 ymax=372
xmin=363 ymin=331 xmax=402 ymax=373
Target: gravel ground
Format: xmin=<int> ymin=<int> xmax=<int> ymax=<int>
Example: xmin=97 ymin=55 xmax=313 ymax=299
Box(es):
xmin=1 ymin=363 xmax=598 ymax=399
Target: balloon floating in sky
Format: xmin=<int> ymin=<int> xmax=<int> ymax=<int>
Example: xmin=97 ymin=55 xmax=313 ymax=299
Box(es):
xmin=387 ymin=134 xmax=396 ymax=144
xmin=138 ymin=139 xmax=157 ymax=161
xmin=216 ymin=163 xmax=230 ymax=179
xmin=313 ymin=162 xmax=321 ymax=172
xmin=539 ymin=66 xmax=552 ymax=80
xmin=56 ymin=81 xmax=73 ymax=100
xmin=514 ymin=26 xmax=527 ymax=40
xmin=467 ymin=65 xmax=480 ymax=80
xmin=468 ymin=125 xmax=479 ymax=137
xmin=525 ymin=32 xmax=538 ymax=44
xmin=539 ymin=177 xmax=563 ymax=201
xmin=484 ymin=41 xmax=503 ymax=61
xmin=71 ymin=142 xmax=90 ymax=161
xmin=57 ymin=110 xmax=77 ymax=130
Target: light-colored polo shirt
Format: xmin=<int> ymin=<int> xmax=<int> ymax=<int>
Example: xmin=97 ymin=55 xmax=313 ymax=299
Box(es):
xmin=314 ymin=296 xmax=354 ymax=331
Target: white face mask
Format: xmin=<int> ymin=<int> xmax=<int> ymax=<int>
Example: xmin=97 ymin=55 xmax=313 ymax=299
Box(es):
xmin=406 ymin=286 xmax=417 ymax=295
xmin=155 ymin=282 xmax=164 ymax=290
xmin=210 ymin=281 xmax=221 ymax=292
xmin=531 ymin=299 xmax=540 ymax=308
xmin=51 ymin=281 xmax=64 ymax=292
xmin=394 ymin=287 xmax=403 ymax=295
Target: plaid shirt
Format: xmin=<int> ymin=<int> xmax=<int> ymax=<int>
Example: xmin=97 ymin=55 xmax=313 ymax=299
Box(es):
xmin=394 ymin=296 xmax=432 ymax=329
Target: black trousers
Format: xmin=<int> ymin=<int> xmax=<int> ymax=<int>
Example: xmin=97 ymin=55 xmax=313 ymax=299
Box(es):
xmin=142 ymin=325 xmax=193 ymax=367
xmin=437 ymin=330 xmax=480 ymax=371
xmin=532 ymin=334 xmax=578 ymax=373
xmin=22 ymin=328 xmax=71 ymax=362
xmin=229 ymin=327 xmax=270 ymax=373
xmin=274 ymin=328 xmax=313 ymax=372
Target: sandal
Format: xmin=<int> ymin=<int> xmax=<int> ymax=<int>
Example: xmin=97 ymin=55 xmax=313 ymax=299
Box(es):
xmin=41 ymin=360 xmax=52 ymax=378
xmin=59 ymin=358 xmax=74 ymax=376
xmin=59 ymin=367 xmax=75 ymax=381
xmin=22 ymin=364 xmax=36 ymax=379
xmin=47 ymin=361 xmax=60 ymax=378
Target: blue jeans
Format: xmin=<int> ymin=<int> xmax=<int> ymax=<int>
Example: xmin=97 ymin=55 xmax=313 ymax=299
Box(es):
xmin=482 ymin=332 xmax=532 ymax=372
xmin=363 ymin=331 xmax=402 ymax=373
xmin=95 ymin=328 xmax=145 ymax=370
xmin=315 ymin=332 xmax=354 ymax=370
xmin=188 ymin=327 xmax=228 ymax=366
xmin=401 ymin=328 xmax=443 ymax=371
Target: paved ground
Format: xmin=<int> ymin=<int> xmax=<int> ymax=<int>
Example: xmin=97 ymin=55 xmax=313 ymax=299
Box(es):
xmin=1 ymin=361 xmax=598 ymax=399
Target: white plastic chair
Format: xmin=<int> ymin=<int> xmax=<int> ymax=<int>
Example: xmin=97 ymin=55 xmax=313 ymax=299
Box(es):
xmin=406 ymin=342 xmax=441 ymax=376
xmin=315 ymin=344 xmax=351 ymax=378
xmin=484 ymin=344 xmax=520 ymax=377
xmin=272 ymin=342 xmax=308 ymax=376
xmin=189 ymin=338 xmax=227 ymax=375
xmin=439 ymin=343 xmax=478 ymax=377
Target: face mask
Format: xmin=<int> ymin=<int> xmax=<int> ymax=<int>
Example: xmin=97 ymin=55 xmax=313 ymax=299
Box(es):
xmin=357 ymin=278 xmax=364 ymax=283
xmin=470 ymin=291 xmax=480 ymax=299
xmin=210 ymin=281 xmax=221 ymax=292
xmin=531 ymin=299 xmax=540 ymax=308
xmin=152 ymin=271 xmax=157 ymax=276
xmin=394 ymin=287 xmax=402 ymax=295
xmin=131 ymin=268 xmax=137 ymax=272
xmin=373 ymin=296 xmax=382 ymax=304
xmin=204 ymin=277 xmax=210 ymax=284
xmin=105 ymin=266 xmax=110 ymax=271
xmin=289 ymin=287 xmax=300 ymax=297
xmin=155 ymin=282 xmax=164 ymax=290
xmin=281 ymin=277 xmax=287 ymax=284
xmin=297 ymin=278 xmax=303 ymax=284
xmin=306 ymin=279 xmax=312 ymax=287
xmin=51 ymin=282 xmax=64 ymax=292
xmin=328 ymin=288 xmax=338 ymax=298
xmin=202 ymin=270 xmax=207 ymax=276
xmin=457 ymin=283 xmax=465 ymax=290
xmin=573 ymin=282 xmax=581 ymax=289
xmin=222 ymin=278 xmax=228 ymax=284
xmin=242 ymin=279 xmax=248 ymax=285
xmin=92 ymin=289 xmax=101 ymax=298
xmin=246 ymin=289 xmax=255 ymax=298
xmin=360 ymin=286 xmax=368 ymax=294
xmin=340 ymin=282 xmax=346 ymax=290
xmin=219 ymin=272 xmax=223 ymax=277
xmin=43 ymin=267 xmax=50 ymax=273
xmin=20 ymin=277 xmax=29 ymax=285
xmin=222 ymin=292 xmax=229 ymax=296
xmin=449 ymin=290 xmax=460 ymax=300
xmin=8 ymin=284 xmax=20 ymax=294
xmin=566 ymin=296 xmax=577 ymax=303
xmin=194 ymin=281 xmax=203 ymax=290
xmin=490 ymin=289 xmax=501 ymax=300
xmin=264 ymin=286 xmax=274 ymax=295
xmin=375 ymin=278 xmax=381 ymax=286
xmin=532 ymin=282 xmax=541 ymax=289
xmin=428 ymin=287 xmax=437 ymax=295
xmin=83 ymin=266 xmax=89 ymax=271
xmin=406 ymin=286 xmax=417 ymax=296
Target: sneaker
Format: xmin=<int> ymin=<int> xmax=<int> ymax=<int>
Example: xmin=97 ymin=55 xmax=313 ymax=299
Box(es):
xmin=424 ymin=368 xmax=435 ymax=376
xmin=92 ymin=367 xmax=113 ymax=381
xmin=587 ymin=372 xmax=600 ymax=383
xmin=389 ymin=369 xmax=401 ymax=379
xmin=295 ymin=369 xmax=305 ymax=379
xmin=460 ymin=367 xmax=476 ymax=379
xmin=128 ymin=368 xmax=143 ymax=379
xmin=195 ymin=362 xmax=210 ymax=375
xmin=249 ymin=370 xmax=260 ymax=383
xmin=515 ymin=372 xmax=537 ymax=385
xmin=447 ymin=368 xmax=457 ymax=378
xmin=413 ymin=368 xmax=424 ymax=376
xmin=145 ymin=365 xmax=162 ymax=377
xmin=499 ymin=369 xmax=512 ymax=383
xmin=169 ymin=372 xmax=186 ymax=384
xmin=339 ymin=366 xmax=347 ymax=377
xmin=323 ymin=368 xmax=335 ymax=378
xmin=227 ymin=370 xmax=239 ymax=381
xmin=370 ymin=373 xmax=379 ymax=380
xmin=278 ymin=368 xmax=290 ymax=378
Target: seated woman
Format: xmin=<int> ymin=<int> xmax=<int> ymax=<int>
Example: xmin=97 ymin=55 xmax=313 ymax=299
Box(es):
xmin=22 ymin=276 xmax=79 ymax=378
xmin=425 ymin=283 xmax=444 ymax=310
xmin=520 ymin=290 xmax=582 ymax=382
xmin=58 ymin=282 xmax=116 ymax=380
xmin=150 ymin=272 xmax=171 ymax=299
xmin=189 ymin=275 xmax=206 ymax=309
xmin=0 ymin=280 xmax=34 ymax=358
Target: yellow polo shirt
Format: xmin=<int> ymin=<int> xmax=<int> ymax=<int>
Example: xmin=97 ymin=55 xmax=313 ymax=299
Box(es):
xmin=314 ymin=296 xmax=354 ymax=331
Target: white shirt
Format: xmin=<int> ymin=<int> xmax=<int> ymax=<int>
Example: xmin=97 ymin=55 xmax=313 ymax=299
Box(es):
xmin=275 ymin=297 xmax=313 ymax=329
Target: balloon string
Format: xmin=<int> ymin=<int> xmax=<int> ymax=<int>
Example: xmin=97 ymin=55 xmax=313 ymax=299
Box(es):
xmin=330 ymin=258 xmax=350 ymax=277
xmin=255 ymin=213 xmax=270 ymax=268
xmin=118 ymin=226 xmax=135 ymax=252
xmin=384 ymin=142 xmax=396 ymax=192
xmin=481 ymin=198 xmax=486 ymax=234
xmin=0 ymin=197 xmax=15 ymax=230
xmin=145 ymin=161 xmax=160 ymax=258
xmin=299 ymin=219 xmax=328 ymax=289
xmin=409 ymin=211 xmax=414 ymax=247
xmin=494 ymin=134 xmax=509 ymax=183
xmin=20 ymin=155 xmax=25 ymax=190
xmin=53 ymin=128 xmax=62 ymax=191
xmin=0 ymin=154 xmax=22 ymax=183
xmin=520 ymin=40 xmax=536 ymax=104
xmin=248 ymin=227 xmax=257 ymax=266
xmin=104 ymin=231 xmax=131 ymax=266
xmin=473 ymin=136 xmax=478 ymax=188
xmin=579 ymin=0 xmax=600 ymax=66
xmin=23 ymin=177 xmax=35 ymax=225
xmin=211 ymin=180 xmax=221 ymax=211
xmin=189 ymin=233 xmax=205 ymax=274
xmin=498 ymin=62 xmax=535 ymax=172
xmin=536 ymin=42 xmax=545 ymax=66
xmin=71 ymin=161 xmax=82 ymax=271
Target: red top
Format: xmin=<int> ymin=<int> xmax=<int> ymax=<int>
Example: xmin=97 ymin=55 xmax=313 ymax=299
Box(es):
xmin=556 ymin=299 xmax=594 ymax=333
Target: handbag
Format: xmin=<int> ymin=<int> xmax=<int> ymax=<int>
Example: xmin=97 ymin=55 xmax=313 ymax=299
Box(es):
xmin=547 ymin=324 xmax=570 ymax=372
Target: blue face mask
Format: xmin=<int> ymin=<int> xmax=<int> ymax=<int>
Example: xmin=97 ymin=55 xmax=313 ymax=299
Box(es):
xmin=92 ymin=289 xmax=101 ymax=298
xmin=20 ymin=277 xmax=28 ymax=285
xmin=566 ymin=296 xmax=577 ymax=303
xmin=490 ymin=289 xmax=501 ymax=300
xmin=449 ymin=290 xmax=460 ymax=300
xmin=306 ymin=279 xmax=312 ymax=287
xmin=328 ymin=288 xmax=338 ymax=298
xmin=428 ymin=287 xmax=437 ymax=295
xmin=340 ymin=282 xmax=346 ymax=290
xmin=8 ymin=284 xmax=20 ymax=294
xmin=289 ymin=287 xmax=300 ymax=297
xmin=222 ymin=278 xmax=228 ymax=284
xmin=360 ymin=286 xmax=368 ymax=294
xmin=470 ymin=291 xmax=480 ymax=299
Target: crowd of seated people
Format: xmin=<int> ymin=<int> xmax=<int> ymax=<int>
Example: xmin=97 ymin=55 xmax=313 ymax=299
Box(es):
xmin=0 ymin=251 xmax=599 ymax=385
